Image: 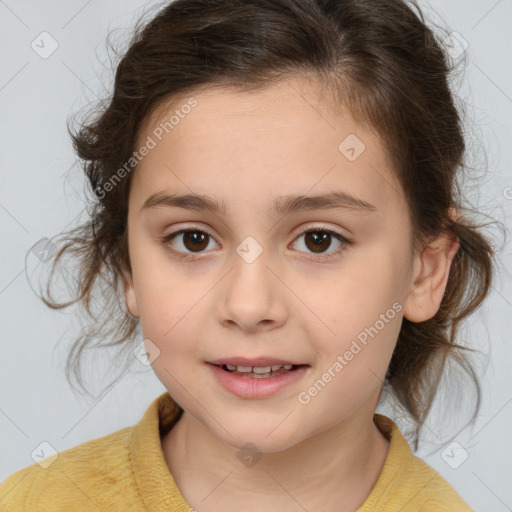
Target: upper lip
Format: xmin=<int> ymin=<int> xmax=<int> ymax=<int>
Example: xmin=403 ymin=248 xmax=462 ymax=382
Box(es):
xmin=208 ymin=357 xmax=308 ymax=367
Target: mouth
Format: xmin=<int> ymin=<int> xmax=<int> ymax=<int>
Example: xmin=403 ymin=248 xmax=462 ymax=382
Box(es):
xmin=207 ymin=358 xmax=311 ymax=398
xmin=208 ymin=361 xmax=309 ymax=379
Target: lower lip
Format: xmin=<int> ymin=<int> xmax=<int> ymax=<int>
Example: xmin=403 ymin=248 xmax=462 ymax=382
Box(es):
xmin=207 ymin=364 xmax=310 ymax=399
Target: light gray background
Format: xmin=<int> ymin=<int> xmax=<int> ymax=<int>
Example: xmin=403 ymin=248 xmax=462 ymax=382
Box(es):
xmin=0 ymin=1 xmax=510 ymax=510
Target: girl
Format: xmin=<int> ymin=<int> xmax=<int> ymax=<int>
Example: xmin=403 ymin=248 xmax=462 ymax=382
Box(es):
xmin=0 ymin=0 xmax=498 ymax=510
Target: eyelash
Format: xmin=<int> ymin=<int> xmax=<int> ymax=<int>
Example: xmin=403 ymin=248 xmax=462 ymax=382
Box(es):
xmin=160 ymin=225 xmax=354 ymax=262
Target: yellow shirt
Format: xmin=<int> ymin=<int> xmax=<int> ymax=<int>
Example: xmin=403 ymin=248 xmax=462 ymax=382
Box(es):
xmin=0 ymin=391 xmax=474 ymax=511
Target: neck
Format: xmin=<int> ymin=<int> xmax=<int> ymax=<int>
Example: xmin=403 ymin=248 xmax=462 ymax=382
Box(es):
xmin=161 ymin=405 xmax=390 ymax=512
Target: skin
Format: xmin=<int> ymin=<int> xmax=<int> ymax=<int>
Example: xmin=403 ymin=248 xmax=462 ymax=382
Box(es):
xmin=122 ymin=76 xmax=459 ymax=511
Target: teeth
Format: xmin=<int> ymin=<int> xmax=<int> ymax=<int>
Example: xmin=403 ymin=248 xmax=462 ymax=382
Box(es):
xmin=236 ymin=366 xmax=253 ymax=372
xmin=252 ymin=366 xmax=272 ymax=374
xmin=223 ymin=363 xmax=295 ymax=372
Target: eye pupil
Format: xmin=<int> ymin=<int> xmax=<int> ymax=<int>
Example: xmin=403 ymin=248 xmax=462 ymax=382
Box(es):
xmin=305 ymin=231 xmax=330 ymax=253
xmin=184 ymin=231 xmax=209 ymax=252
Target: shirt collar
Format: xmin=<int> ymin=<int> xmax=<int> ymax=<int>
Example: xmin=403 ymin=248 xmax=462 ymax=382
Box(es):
xmin=130 ymin=391 xmax=189 ymax=511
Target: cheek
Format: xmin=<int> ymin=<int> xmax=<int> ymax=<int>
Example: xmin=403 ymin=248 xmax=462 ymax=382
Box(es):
xmin=130 ymin=237 xmax=196 ymax=330
xmin=303 ymin=312 xmax=401 ymax=421
xmin=308 ymin=258 xmax=401 ymax=335
xmin=133 ymin=274 xmax=213 ymax=368
xmin=139 ymin=290 xmax=202 ymax=359
xmin=305 ymin=251 xmax=403 ymax=375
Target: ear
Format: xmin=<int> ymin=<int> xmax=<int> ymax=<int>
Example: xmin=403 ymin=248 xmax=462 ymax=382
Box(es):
xmin=122 ymin=266 xmax=140 ymax=318
xmin=403 ymin=210 xmax=460 ymax=323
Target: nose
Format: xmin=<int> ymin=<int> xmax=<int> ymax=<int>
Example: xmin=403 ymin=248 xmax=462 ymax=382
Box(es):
xmin=216 ymin=249 xmax=288 ymax=333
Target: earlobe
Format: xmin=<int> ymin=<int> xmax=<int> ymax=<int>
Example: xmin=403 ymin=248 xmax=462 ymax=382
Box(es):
xmin=122 ymin=268 xmax=140 ymax=318
xmin=403 ymin=230 xmax=460 ymax=323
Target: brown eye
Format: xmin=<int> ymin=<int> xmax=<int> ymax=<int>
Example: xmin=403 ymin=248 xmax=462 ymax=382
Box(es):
xmin=292 ymin=228 xmax=352 ymax=260
xmin=181 ymin=230 xmax=210 ymax=252
xmin=162 ymin=229 xmax=219 ymax=256
xmin=303 ymin=231 xmax=332 ymax=253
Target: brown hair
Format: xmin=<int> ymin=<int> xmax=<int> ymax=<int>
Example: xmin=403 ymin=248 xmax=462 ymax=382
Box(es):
xmin=33 ymin=0 xmax=499 ymax=449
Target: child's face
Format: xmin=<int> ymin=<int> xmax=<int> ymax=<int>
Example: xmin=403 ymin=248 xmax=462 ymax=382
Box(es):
xmin=124 ymin=77 xmax=417 ymax=451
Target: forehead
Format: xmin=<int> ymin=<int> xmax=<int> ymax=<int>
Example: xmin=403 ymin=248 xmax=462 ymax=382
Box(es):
xmin=131 ymin=78 xmax=406 ymax=220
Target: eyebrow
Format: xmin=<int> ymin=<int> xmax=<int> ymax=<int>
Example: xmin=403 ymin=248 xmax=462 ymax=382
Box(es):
xmin=140 ymin=191 xmax=377 ymax=217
